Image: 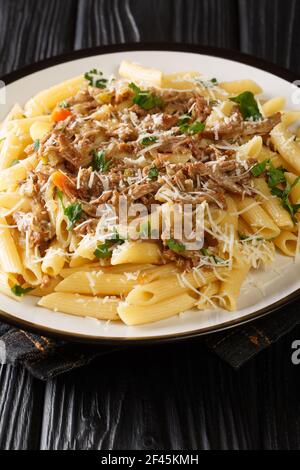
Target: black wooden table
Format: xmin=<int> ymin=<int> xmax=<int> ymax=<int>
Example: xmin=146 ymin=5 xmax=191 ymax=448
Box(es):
xmin=1 ymin=0 xmax=300 ymax=450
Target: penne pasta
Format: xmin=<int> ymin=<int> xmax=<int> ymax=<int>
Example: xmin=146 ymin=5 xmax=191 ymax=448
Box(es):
xmin=219 ymin=79 xmax=262 ymax=95
xmin=38 ymin=293 xmax=119 ymax=320
xmin=118 ymin=292 xmax=197 ymax=326
xmin=24 ymin=75 xmax=85 ymax=116
xmin=55 ymin=271 xmax=137 ymax=296
xmin=235 ymin=197 xmax=281 ymax=239
xmin=119 ymin=60 xmax=162 ymax=87
xmin=274 ymin=231 xmax=299 ymax=257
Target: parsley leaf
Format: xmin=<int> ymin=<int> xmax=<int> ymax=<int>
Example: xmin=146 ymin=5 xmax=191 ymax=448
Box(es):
xmin=64 ymin=203 xmax=83 ymax=231
xmin=11 ymin=285 xmax=33 ymax=297
xmin=34 ymin=139 xmax=40 ymax=152
xmin=92 ymin=150 xmax=112 ymax=172
xmin=201 ymin=248 xmax=225 ymax=264
xmin=129 ymin=83 xmax=164 ymax=110
xmin=94 ymin=232 xmax=125 ymax=259
xmin=84 ymin=69 xmax=108 ymax=88
xmin=187 ymin=121 xmax=205 ymax=135
xmin=141 ymin=136 xmax=157 ymax=146
xmin=94 ymin=241 xmax=112 ymax=259
xmin=177 ymin=114 xmax=205 ymax=135
xmin=10 ymin=159 xmax=20 ymax=167
xmin=59 ymin=101 xmax=70 ymax=109
xmin=57 ymin=192 xmax=82 ymax=230
xmin=251 ymin=159 xmax=268 ymax=177
xmin=148 ymin=166 xmax=159 ymax=180
xmin=197 ymin=78 xmax=219 ymax=88
xmin=0 ymin=137 xmax=6 ymax=144
xmin=167 ymin=239 xmax=185 ymax=253
xmin=270 ymin=176 xmax=300 ymax=222
xmin=230 ymin=91 xmax=262 ymax=121
xmin=267 ymin=162 xmax=286 ymax=188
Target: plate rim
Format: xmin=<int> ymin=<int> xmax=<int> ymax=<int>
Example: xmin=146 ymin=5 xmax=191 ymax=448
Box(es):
xmin=0 ymin=42 xmax=299 ymax=345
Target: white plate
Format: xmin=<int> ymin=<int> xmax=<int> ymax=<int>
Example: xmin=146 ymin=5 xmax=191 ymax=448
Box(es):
xmin=0 ymin=46 xmax=299 ymax=342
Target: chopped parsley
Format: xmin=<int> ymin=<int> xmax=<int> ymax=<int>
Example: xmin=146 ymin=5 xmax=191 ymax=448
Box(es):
xmin=230 ymin=91 xmax=262 ymax=121
xmin=94 ymin=241 xmax=112 ymax=259
xmin=251 ymin=159 xmax=268 ymax=177
xmin=201 ymin=248 xmax=225 ymax=264
xmin=33 ymin=139 xmax=40 ymax=152
xmin=251 ymin=159 xmax=286 ymax=187
xmin=129 ymin=82 xmax=164 ymax=110
xmin=253 ymin=160 xmax=300 ymax=222
xmin=84 ymin=69 xmax=108 ymax=88
xmin=270 ymin=177 xmax=300 ymax=223
xmin=267 ymin=162 xmax=286 ymax=188
xmin=59 ymin=100 xmax=70 ymax=109
xmin=141 ymin=136 xmax=157 ymax=146
xmin=0 ymin=137 xmax=6 ymax=144
xmin=177 ymin=114 xmax=205 ymax=134
xmin=11 ymin=285 xmax=33 ymax=297
xmin=92 ymin=150 xmax=112 ymax=173
xmin=10 ymin=159 xmax=20 ymax=167
xmin=197 ymin=77 xmax=219 ymax=88
xmin=187 ymin=120 xmax=205 ymax=135
xmin=239 ymin=233 xmax=263 ymax=242
xmin=94 ymin=232 xmax=125 ymax=259
xmin=167 ymin=239 xmax=185 ymax=253
xmin=148 ymin=166 xmax=159 ymax=180
xmin=57 ymin=190 xmax=82 ymax=231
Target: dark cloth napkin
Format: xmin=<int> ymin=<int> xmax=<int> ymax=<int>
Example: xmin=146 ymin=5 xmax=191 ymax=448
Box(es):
xmin=1 ymin=300 xmax=299 ymax=380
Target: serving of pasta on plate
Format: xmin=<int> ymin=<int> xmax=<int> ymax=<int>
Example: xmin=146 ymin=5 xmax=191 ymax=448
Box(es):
xmin=0 ymin=59 xmax=300 ymax=327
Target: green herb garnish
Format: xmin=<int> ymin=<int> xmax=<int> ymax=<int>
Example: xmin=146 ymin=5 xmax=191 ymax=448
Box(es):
xmin=187 ymin=120 xmax=205 ymax=135
xmin=129 ymin=83 xmax=164 ymax=110
xmin=0 ymin=137 xmax=6 ymax=144
xmin=10 ymin=159 xmax=20 ymax=167
xmin=148 ymin=166 xmax=159 ymax=180
xmin=141 ymin=136 xmax=157 ymax=146
xmin=84 ymin=69 xmax=108 ymax=88
xmin=92 ymin=150 xmax=112 ymax=173
xmin=59 ymin=101 xmax=70 ymax=109
xmin=197 ymin=78 xmax=219 ymax=88
xmin=57 ymin=191 xmax=82 ymax=231
xmin=11 ymin=285 xmax=33 ymax=297
xmin=200 ymin=248 xmax=225 ymax=264
xmin=94 ymin=241 xmax=112 ymax=259
xmin=231 ymin=91 xmax=262 ymax=121
xmin=177 ymin=114 xmax=205 ymax=134
xmin=33 ymin=139 xmax=40 ymax=152
xmin=94 ymin=232 xmax=125 ymax=259
xmin=251 ymin=159 xmax=268 ymax=177
xmin=64 ymin=203 xmax=83 ymax=230
xmin=167 ymin=239 xmax=186 ymax=253
xmin=270 ymin=177 xmax=300 ymax=222
xmin=267 ymin=162 xmax=286 ymax=188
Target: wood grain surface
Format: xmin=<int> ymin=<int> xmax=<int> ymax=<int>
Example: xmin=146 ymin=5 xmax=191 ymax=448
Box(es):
xmin=0 ymin=0 xmax=300 ymax=450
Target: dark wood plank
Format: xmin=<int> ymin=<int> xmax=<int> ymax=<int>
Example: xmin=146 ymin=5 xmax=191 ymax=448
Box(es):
xmin=41 ymin=329 xmax=300 ymax=450
xmin=0 ymin=0 xmax=77 ymax=76
xmin=41 ymin=342 xmax=262 ymax=450
xmin=75 ymin=0 xmax=239 ymax=49
xmin=238 ymin=0 xmax=300 ymax=74
xmin=0 ymin=365 xmax=45 ymax=449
